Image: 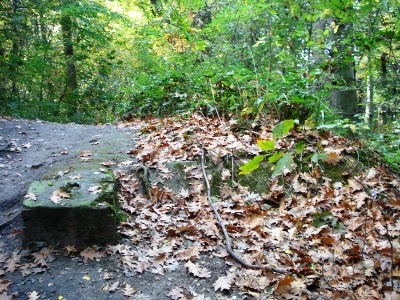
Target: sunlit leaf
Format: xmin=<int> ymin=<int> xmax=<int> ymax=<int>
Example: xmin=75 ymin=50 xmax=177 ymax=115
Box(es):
xmin=239 ymin=155 xmax=266 ymax=175
xmin=268 ymin=151 xmax=284 ymax=163
xmin=295 ymin=141 xmax=306 ymax=154
xmin=272 ymin=119 xmax=295 ymax=140
xmin=272 ymin=152 xmax=295 ymax=177
xmin=256 ymin=139 xmax=275 ymax=151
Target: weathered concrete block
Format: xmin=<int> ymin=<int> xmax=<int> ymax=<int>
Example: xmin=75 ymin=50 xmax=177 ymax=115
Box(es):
xmin=22 ymin=170 xmax=117 ymax=247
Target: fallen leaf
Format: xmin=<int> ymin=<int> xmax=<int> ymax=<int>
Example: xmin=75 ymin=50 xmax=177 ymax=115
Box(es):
xmin=348 ymin=178 xmax=363 ymax=192
xmin=80 ymin=247 xmax=105 ymax=262
xmin=322 ymin=151 xmax=342 ymax=165
xmin=28 ymin=291 xmax=40 ymax=300
xmin=82 ymin=275 xmax=90 ymax=281
xmin=0 ymin=279 xmax=11 ymax=293
xmin=49 ymin=189 xmax=70 ymax=204
xmin=32 ymin=253 xmax=47 ymax=267
xmin=9 ymin=229 xmax=22 ymax=238
xmin=122 ymin=283 xmax=135 ymax=297
xmin=100 ymin=160 xmax=115 ymax=166
xmin=64 ymin=245 xmax=77 ymax=255
xmin=184 ymin=261 xmax=211 ymax=278
xmin=214 ymin=276 xmax=232 ymax=291
xmin=80 ymin=150 xmax=92 ymax=157
xmin=166 ymin=287 xmax=185 ymax=300
xmin=178 ymin=188 xmax=190 ymax=198
xmin=88 ymin=185 xmax=102 ymax=194
xmin=221 ymin=169 xmax=231 ymax=181
xmin=175 ymin=245 xmax=200 ymax=261
xmin=24 ymin=192 xmax=37 ymax=201
xmin=276 ymin=274 xmax=295 ymax=291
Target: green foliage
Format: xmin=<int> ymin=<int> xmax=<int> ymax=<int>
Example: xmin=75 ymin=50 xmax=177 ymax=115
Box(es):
xmin=239 ymin=120 xmax=296 ymax=177
xmin=257 ymin=140 xmax=275 ymax=151
xmin=366 ymin=122 xmax=400 ymax=172
xmin=0 ymin=0 xmax=398 ymax=174
xmin=272 ymin=120 xmax=295 ymax=140
xmin=272 ymin=152 xmax=295 ymax=178
xmin=238 ymin=155 xmax=267 ymax=175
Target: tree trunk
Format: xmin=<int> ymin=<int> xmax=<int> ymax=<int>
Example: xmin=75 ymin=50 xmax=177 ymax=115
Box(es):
xmin=60 ymin=9 xmax=78 ymax=112
xmin=10 ymin=0 xmax=21 ymax=96
xmin=329 ymin=20 xmax=358 ymax=121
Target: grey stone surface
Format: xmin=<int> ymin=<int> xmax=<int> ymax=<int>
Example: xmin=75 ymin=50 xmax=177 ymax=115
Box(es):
xmin=22 ymin=170 xmax=117 ymax=247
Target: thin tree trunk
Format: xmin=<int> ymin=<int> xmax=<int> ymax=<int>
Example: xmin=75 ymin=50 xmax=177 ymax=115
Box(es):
xmin=329 ymin=21 xmax=358 ymax=121
xmin=60 ymin=8 xmax=77 ymax=112
xmin=10 ymin=0 xmax=20 ymax=96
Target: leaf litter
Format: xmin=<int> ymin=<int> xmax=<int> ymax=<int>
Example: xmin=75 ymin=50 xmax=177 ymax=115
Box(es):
xmin=0 ymin=114 xmax=399 ymax=299
xmin=114 ymin=114 xmax=400 ymax=299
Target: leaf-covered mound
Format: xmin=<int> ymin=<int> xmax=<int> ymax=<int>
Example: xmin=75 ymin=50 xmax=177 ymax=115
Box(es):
xmin=115 ymin=114 xmax=400 ymax=299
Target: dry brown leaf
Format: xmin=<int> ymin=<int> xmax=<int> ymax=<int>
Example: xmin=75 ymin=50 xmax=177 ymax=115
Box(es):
xmin=322 ymin=152 xmax=342 ymax=165
xmin=348 ymin=178 xmax=363 ymax=192
xmin=166 ymin=287 xmax=185 ymax=300
xmin=0 ymin=280 xmax=11 ymax=293
xmin=80 ymin=150 xmax=92 ymax=157
xmin=49 ymin=189 xmax=70 ymax=204
xmin=184 ymin=261 xmax=211 ymax=278
xmin=276 ymin=274 xmax=295 ymax=291
xmin=175 ymin=245 xmax=200 ymax=261
xmin=214 ymin=276 xmax=232 ymax=291
xmin=122 ymin=283 xmax=135 ymax=296
xmin=32 ymin=253 xmax=47 ymax=267
xmin=80 ymin=247 xmax=105 ymax=262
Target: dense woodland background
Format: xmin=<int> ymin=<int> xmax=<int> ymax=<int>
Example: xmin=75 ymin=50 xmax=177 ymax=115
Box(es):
xmin=0 ymin=0 xmax=399 ymax=169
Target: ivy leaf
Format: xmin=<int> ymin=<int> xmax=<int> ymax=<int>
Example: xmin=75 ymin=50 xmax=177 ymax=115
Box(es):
xmin=268 ymin=151 xmax=284 ymax=163
xmin=239 ymin=155 xmax=266 ymax=175
xmin=272 ymin=152 xmax=295 ymax=177
xmin=272 ymin=119 xmax=294 ymax=140
xmin=256 ymin=139 xmax=275 ymax=151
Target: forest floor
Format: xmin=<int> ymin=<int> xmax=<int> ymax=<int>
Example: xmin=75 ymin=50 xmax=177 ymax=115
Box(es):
xmin=0 ymin=117 xmax=241 ymax=300
xmin=0 ymin=115 xmax=399 ymax=300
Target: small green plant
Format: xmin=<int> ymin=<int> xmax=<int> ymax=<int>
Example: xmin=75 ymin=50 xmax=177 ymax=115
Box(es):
xmin=239 ymin=119 xmax=301 ymax=177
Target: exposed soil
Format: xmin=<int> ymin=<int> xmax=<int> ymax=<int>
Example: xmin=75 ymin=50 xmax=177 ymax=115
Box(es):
xmin=0 ymin=118 xmax=240 ymax=300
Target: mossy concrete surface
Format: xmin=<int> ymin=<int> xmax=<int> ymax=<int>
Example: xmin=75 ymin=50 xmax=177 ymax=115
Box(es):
xmin=22 ymin=170 xmax=117 ymax=247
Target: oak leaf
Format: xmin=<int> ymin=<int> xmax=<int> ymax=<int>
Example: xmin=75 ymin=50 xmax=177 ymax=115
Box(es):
xmin=50 ymin=189 xmax=70 ymax=204
xmin=175 ymin=245 xmax=200 ymax=261
xmin=122 ymin=283 xmax=135 ymax=296
xmin=0 ymin=279 xmax=11 ymax=293
xmin=184 ymin=261 xmax=211 ymax=278
xmin=80 ymin=247 xmax=105 ymax=262
xmin=348 ymin=179 xmax=363 ymax=192
xmin=28 ymin=291 xmax=40 ymax=300
xmin=166 ymin=287 xmax=185 ymax=300
xmin=214 ymin=276 xmax=232 ymax=291
xmin=32 ymin=253 xmax=47 ymax=267
xmin=322 ymin=152 xmax=342 ymax=165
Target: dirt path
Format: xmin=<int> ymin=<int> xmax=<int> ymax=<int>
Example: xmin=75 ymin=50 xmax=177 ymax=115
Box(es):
xmin=0 ymin=118 xmax=239 ymax=300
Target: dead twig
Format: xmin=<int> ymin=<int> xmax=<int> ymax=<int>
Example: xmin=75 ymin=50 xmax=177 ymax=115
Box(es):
xmin=200 ymin=144 xmax=285 ymax=274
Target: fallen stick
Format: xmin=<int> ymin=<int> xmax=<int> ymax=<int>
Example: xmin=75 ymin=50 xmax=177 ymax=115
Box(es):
xmin=200 ymin=144 xmax=285 ymax=274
